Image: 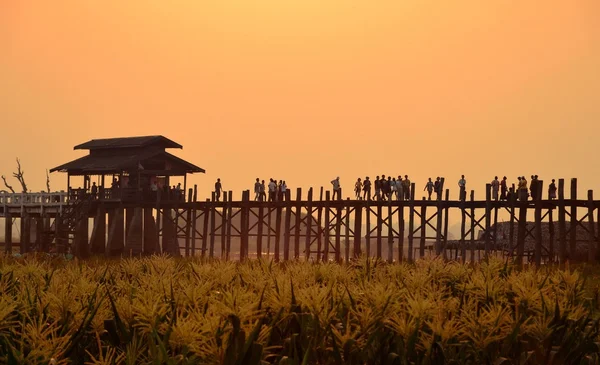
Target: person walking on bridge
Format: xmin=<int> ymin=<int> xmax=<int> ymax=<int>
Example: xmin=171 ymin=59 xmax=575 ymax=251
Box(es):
xmin=424 ymin=178 xmax=434 ymax=200
xmin=549 ymin=179 xmax=557 ymax=200
xmin=354 ymin=178 xmax=362 ymax=200
xmin=331 ymin=177 xmax=341 ymax=200
xmin=491 ymin=176 xmax=500 ymax=201
xmin=363 ymin=177 xmax=371 ymax=200
xmin=458 ymin=175 xmax=466 ymax=200
xmin=214 ymin=178 xmax=222 ymax=201
xmin=518 ymin=176 xmax=528 ymax=201
xmin=500 ymin=176 xmax=508 ymax=200
xmin=374 ymin=176 xmax=381 ymax=201
xmin=403 ymin=175 xmax=411 ymax=200
xmin=254 ymin=178 xmax=261 ymax=201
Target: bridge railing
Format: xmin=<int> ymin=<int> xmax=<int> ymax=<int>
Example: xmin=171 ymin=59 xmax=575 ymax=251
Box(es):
xmin=0 ymin=192 xmax=69 ymax=207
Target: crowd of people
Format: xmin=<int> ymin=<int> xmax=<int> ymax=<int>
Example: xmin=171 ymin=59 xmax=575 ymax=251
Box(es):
xmin=210 ymin=174 xmax=559 ymax=203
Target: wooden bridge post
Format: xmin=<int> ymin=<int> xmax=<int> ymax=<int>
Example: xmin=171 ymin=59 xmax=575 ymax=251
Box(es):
xmin=335 ymin=198 xmax=342 ymax=263
xmin=570 ymin=178 xmax=578 ymax=260
xmin=323 ymin=191 xmax=331 ymax=262
xmin=353 ymin=197 xmax=362 ymax=259
xmin=142 ymin=208 xmax=158 ymax=255
xmin=257 ymin=196 xmax=264 ymax=259
xmin=109 ymin=207 xmax=126 ymax=256
xmin=240 ymin=190 xmax=250 ymax=261
xmin=315 ymin=187 xmax=324 ymax=261
xmin=283 ymin=190 xmax=292 ymax=261
xmin=387 ymin=198 xmax=393 ymax=262
xmin=346 ymin=198 xmax=352 ymax=263
xmin=484 ymin=183 xmax=492 ymax=257
xmin=365 ymin=196 xmax=371 ymax=257
xmin=209 ymin=193 xmax=216 ymax=258
xmin=534 ymin=181 xmax=544 ymax=266
xmin=419 ymin=197 xmax=427 ymax=259
xmin=376 ymin=199 xmax=383 ymax=259
xmin=305 ymin=188 xmax=313 ymax=261
xmin=20 ymin=214 xmax=30 ymax=254
xmin=407 ymin=184 xmax=415 ymax=262
xmin=470 ymin=190 xmax=475 ymax=263
xmin=508 ymin=185 xmax=516 ymax=258
xmin=225 ymin=191 xmax=233 ymax=259
xmin=124 ymin=208 xmax=143 ymax=256
xmin=201 ymin=199 xmax=209 ymax=258
xmin=397 ymin=185 xmax=405 ymax=262
xmin=516 ymin=193 xmax=528 ymax=268
xmin=294 ymin=188 xmax=302 ymax=260
xmin=493 ymin=186 xmax=499 ymax=252
xmin=588 ymin=190 xmax=596 ymax=263
xmin=548 ymin=199 xmax=555 ymax=263
xmin=443 ymin=189 xmax=450 ymax=259
xmin=4 ymin=213 xmax=12 ymax=254
xmin=274 ymin=193 xmax=283 ymax=262
xmin=459 ymin=193 xmax=466 ymax=262
xmin=435 ymin=178 xmax=445 ymax=256
xmin=35 ymin=216 xmax=43 ymax=252
xmin=220 ymin=192 xmax=228 ymax=259
xmin=191 ymin=207 xmax=197 ymax=256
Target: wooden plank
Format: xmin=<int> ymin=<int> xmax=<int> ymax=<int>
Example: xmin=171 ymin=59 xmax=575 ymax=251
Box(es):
xmin=570 ymin=178 xmax=578 ymax=260
xmin=294 ymin=188 xmax=302 ymax=260
xmin=484 ymin=183 xmax=491 ymax=257
xmin=407 ymin=183 xmax=416 ymax=262
xmin=191 ymin=207 xmax=197 ymax=256
xmin=397 ymin=185 xmax=405 ymax=262
xmin=470 ymin=191 xmax=475 ymax=263
xmin=419 ymin=198 xmax=427 ymax=258
xmin=353 ymin=197 xmax=362 ymax=259
xmin=185 ymin=207 xmax=192 ymax=257
xmin=435 ymin=178 xmax=445 ymax=255
xmin=220 ymin=191 xmax=228 ymax=258
xmin=305 ymin=188 xmax=313 ymax=261
xmin=323 ymin=191 xmax=331 ymax=262
xmin=588 ymin=190 xmax=596 ymax=263
xmin=534 ymin=180 xmax=544 ymax=266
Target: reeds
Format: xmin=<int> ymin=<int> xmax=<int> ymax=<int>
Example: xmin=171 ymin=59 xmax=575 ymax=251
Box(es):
xmin=0 ymin=255 xmax=599 ymax=364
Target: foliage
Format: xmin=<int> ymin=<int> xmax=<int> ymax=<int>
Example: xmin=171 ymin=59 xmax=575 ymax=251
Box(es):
xmin=0 ymin=255 xmax=599 ymax=364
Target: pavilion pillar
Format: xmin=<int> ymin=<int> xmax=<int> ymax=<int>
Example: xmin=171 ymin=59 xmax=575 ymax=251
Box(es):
xmin=143 ymin=208 xmax=160 ymax=254
xmin=162 ymin=209 xmax=180 ymax=256
xmin=90 ymin=204 xmax=106 ymax=254
xmin=4 ymin=212 xmax=12 ymax=254
xmin=125 ymin=207 xmax=143 ymax=256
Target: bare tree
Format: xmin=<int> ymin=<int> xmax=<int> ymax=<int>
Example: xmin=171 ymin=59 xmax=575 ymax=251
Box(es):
xmin=1 ymin=175 xmax=15 ymax=193
xmin=46 ymin=169 xmax=51 ymax=193
xmin=13 ymin=158 xmax=28 ymax=193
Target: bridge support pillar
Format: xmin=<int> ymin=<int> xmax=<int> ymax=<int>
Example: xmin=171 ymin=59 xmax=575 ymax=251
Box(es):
xmin=162 ymin=209 xmax=180 ymax=256
xmin=107 ymin=207 xmax=124 ymax=256
xmin=20 ymin=215 xmax=31 ymax=254
xmin=4 ymin=212 xmax=12 ymax=254
xmin=143 ymin=208 xmax=160 ymax=255
xmin=90 ymin=205 xmax=106 ymax=254
xmin=125 ymin=208 xmax=143 ymax=256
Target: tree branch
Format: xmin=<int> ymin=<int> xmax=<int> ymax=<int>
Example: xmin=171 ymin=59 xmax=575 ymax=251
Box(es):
xmin=46 ymin=169 xmax=51 ymax=193
xmin=1 ymin=175 xmax=15 ymax=193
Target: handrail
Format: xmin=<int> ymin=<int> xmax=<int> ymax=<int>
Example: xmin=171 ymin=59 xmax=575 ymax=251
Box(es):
xmin=0 ymin=191 xmax=68 ymax=206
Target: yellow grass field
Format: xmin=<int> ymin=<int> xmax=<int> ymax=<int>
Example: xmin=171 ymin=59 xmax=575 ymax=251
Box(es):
xmin=1 ymin=255 xmax=599 ymax=364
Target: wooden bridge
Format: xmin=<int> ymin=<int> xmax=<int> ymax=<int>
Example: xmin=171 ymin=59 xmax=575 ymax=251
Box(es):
xmin=1 ymin=177 xmax=599 ymax=266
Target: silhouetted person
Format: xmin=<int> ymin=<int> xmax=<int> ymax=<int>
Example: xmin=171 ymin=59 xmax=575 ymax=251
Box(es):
xmin=519 ymin=176 xmax=528 ymax=201
xmin=91 ymin=182 xmax=98 ymax=199
xmin=260 ymin=180 xmax=266 ymax=201
xmin=403 ymin=175 xmax=411 ymax=200
xmin=530 ymin=175 xmax=538 ymax=200
xmin=374 ymin=176 xmax=381 ymax=200
xmin=363 ymin=177 xmax=371 ymax=200
xmin=549 ymin=179 xmax=557 ymax=200
xmin=281 ymin=181 xmax=287 ymax=201
xmin=397 ymin=176 xmax=403 ymax=199
xmin=391 ymin=177 xmax=397 ymax=199
xmin=278 ymin=180 xmax=284 ymax=201
xmin=491 ymin=176 xmax=500 ymax=201
xmin=254 ymin=178 xmax=261 ymax=201
xmin=331 ymin=177 xmax=341 ymax=200
xmin=458 ymin=175 xmax=466 ymax=200
xmin=500 ymin=176 xmax=508 ymax=200
xmin=214 ymin=178 xmax=222 ymax=201
xmin=434 ymin=177 xmax=441 ymax=198
xmin=382 ymin=176 xmax=391 ymax=200
xmin=268 ymin=178 xmax=276 ymax=202
xmin=355 ymin=178 xmax=362 ymax=200
xmin=424 ymin=178 xmax=434 ymax=200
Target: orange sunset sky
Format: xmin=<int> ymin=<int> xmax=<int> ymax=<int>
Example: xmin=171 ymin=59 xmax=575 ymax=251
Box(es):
xmin=1 ymin=1 xmax=599 ymax=200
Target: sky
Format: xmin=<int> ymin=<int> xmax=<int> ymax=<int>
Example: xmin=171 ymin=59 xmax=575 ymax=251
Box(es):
xmin=1 ymin=0 xmax=599 ymax=201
